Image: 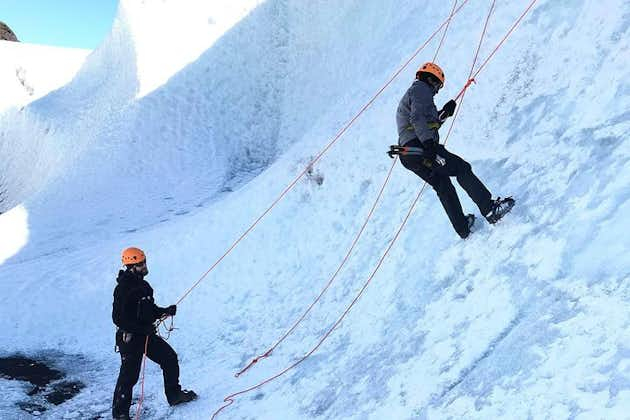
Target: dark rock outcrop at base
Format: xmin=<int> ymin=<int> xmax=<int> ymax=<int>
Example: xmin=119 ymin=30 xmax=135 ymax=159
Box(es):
xmin=0 ymin=21 xmax=19 ymax=42
xmin=0 ymin=355 xmax=85 ymax=414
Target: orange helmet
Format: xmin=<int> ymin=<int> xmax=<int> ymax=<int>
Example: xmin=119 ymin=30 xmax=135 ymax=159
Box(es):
xmin=417 ymin=62 xmax=445 ymax=86
xmin=122 ymin=247 xmax=146 ymax=265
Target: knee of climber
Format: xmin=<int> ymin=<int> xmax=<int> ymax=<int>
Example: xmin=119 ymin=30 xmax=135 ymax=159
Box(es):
xmin=163 ymin=351 xmax=178 ymax=369
xmin=432 ymin=176 xmax=454 ymax=194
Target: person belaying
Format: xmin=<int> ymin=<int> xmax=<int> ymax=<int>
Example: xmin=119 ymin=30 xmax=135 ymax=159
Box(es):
xmin=112 ymin=247 xmax=197 ymax=420
xmin=390 ymin=62 xmax=514 ymax=238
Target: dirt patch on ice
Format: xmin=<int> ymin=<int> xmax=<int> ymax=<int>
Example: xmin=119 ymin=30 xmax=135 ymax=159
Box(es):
xmin=0 ymin=355 xmax=85 ymax=415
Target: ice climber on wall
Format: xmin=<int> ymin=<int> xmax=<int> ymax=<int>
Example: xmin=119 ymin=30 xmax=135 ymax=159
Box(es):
xmin=112 ymin=247 xmax=197 ymax=419
xmin=390 ymin=62 xmax=514 ymax=238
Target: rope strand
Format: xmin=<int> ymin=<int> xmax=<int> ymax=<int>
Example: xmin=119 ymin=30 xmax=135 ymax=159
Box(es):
xmin=233 ymin=0 xmax=476 ymax=379
xmin=235 ymin=157 xmax=398 ymax=377
xmin=455 ymin=0 xmax=539 ymax=101
xmin=433 ymin=0 xmax=459 ymax=62
xmin=134 ymin=336 xmax=150 ymax=420
xmin=134 ymin=316 xmax=173 ymax=420
xmin=174 ymin=0 xmax=473 ymax=307
xmin=211 ymin=0 xmax=540 ymax=417
xmin=212 ymin=184 xmax=429 ymax=420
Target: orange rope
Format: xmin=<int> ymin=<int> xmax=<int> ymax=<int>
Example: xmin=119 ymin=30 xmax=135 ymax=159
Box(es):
xmin=455 ymin=0 xmax=539 ymax=101
xmin=135 ymin=316 xmax=173 ymax=420
xmin=235 ymin=157 xmax=398 ymax=377
xmin=472 ymin=0 xmax=538 ymax=81
xmin=174 ymin=0 xmax=473 ymax=307
xmin=234 ymin=0 xmax=474 ymax=379
xmin=433 ymin=0 xmax=459 ymax=62
xmin=134 ymin=335 xmax=150 ymax=420
xmin=443 ymin=0 xmax=495 ymax=151
xmin=212 ymin=184 xmax=428 ymax=420
xmin=211 ymin=0 xmax=540 ymax=417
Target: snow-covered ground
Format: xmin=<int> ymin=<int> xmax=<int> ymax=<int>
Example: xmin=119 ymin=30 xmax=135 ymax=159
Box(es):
xmin=0 ymin=0 xmax=629 ymax=419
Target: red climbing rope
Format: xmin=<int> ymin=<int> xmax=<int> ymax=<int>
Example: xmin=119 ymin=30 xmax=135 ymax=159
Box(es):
xmin=133 ymin=4 xmax=478 ymax=415
xmin=443 ymin=0 xmax=496 ymax=153
xmin=211 ymin=0 xmax=540 ymax=417
xmin=134 ymin=335 xmax=150 ymax=420
xmin=211 ymin=183 xmax=429 ymax=420
xmin=235 ymin=157 xmax=398 ymax=377
xmin=455 ymin=0 xmax=539 ymax=101
xmin=134 ymin=316 xmax=174 ymax=420
xmin=173 ymin=0 xmax=473 ymax=307
xmin=235 ymin=0 xmax=468 ymax=379
xmin=433 ymin=0 xmax=459 ymax=62
xmin=472 ymin=0 xmax=538 ymax=80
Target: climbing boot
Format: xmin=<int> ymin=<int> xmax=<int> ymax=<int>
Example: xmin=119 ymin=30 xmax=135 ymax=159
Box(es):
xmin=485 ymin=197 xmax=515 ymax=224
xmin=459 ymin=214 xmax=476 ymax=239
xmin=168 ymin=389 xmax=198 ymax=406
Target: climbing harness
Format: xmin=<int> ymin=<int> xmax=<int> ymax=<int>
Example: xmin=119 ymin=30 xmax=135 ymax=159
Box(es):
xmin=388 ymin=145 xmax=445 ymax=169
xmin=387 ymin=145 xmax=425 ymax=158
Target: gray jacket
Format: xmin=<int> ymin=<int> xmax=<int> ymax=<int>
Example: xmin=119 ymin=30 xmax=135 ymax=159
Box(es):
xmin=396 ymin=80 xmax=440 ymax=147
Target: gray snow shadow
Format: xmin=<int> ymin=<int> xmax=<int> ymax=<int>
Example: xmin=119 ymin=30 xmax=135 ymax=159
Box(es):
xmin=2 ymin=0 xmax=309 ymax=264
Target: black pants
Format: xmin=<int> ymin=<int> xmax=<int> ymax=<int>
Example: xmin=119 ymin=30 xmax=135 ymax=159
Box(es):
xmin=112 ymin=331 xmax=181 ymax=417
xmin=400 ymin=142 xmax=493 ymax=237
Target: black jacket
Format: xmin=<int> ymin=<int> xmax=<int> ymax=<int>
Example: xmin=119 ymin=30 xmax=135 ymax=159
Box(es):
xmin=112 ymin=269 xmax=168 ymax=335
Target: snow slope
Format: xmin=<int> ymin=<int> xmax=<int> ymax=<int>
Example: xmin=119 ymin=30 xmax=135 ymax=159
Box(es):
xmin=1 ymin=0 xmax=629 ymax=419
xmin=0 ymin=41 xmax=88 ymax=265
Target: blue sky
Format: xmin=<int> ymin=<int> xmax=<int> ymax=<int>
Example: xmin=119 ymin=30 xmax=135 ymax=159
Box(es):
xmin=2 ymin=0 xmax=118 ymax=49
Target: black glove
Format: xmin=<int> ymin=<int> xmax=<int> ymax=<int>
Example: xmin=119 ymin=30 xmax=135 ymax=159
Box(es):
xmin=164 ymin=305 xmax=177 ymax=316
xmin=421 ymin=139 xmax=447 ymax=170
xmin=439 ymin=99 xmax=456 ymax=120
xmin=422 ymin=138 xmax=438 ymax=159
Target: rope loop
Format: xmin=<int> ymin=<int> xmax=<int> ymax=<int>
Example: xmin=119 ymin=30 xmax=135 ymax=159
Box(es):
xmin=236 ymin=349 xmax=273 ymax=377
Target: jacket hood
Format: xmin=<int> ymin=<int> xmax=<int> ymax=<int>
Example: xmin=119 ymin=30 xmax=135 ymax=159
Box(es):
xmin=414 ymin=78 xmax=438 ymax=95
xmin=116 ymin=268 xmax=142 ymax=284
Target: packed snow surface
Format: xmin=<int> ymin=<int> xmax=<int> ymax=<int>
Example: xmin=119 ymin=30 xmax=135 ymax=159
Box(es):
xmin=0 ymin=0 xmax=629 ymax=419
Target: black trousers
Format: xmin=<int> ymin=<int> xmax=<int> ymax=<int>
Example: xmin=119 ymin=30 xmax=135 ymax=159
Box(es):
xmin=112 ymin=331 xmax=181 ymax=417
xmin=400 ymin=143 xmax=493 ymax=237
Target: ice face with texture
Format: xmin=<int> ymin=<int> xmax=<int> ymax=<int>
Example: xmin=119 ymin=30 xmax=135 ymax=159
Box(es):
xmin=0 ymin=0 xmax=628 ymax=419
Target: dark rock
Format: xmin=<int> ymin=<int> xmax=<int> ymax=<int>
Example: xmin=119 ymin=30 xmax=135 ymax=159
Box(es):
xmin=27 ymin=385 xmax=42 ymax=396
xmin=0 ymin=21 xmax=19 ymax=42
xmin=1 ymin=355 xmax=86 ymax=414
xmin=17 ymin=401 xmax=47 ymax=415
xmin=0 ymin=356 xmax=62 ymax=387
xmin=44 ymin=380 xmax=85 ymax=405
